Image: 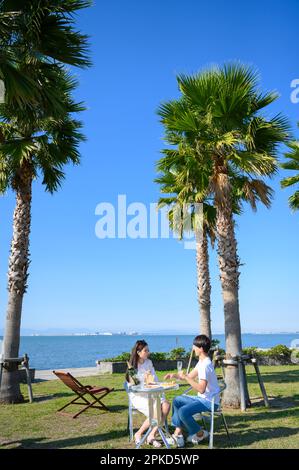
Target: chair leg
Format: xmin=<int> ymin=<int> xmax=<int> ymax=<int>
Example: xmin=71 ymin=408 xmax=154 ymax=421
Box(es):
xmin=129 ymin=405 xmax=134 ymax=442
xmin=164 ymin=417 xmax=169 ymax=434
xmin=221 ymin=413 xmax=231 ymax=441
xmin=209 ymin=407 xmax=215 ymax=449
xmin=201 ymin=415 xmax=207 ymax=431
xmin=57 ymin=393 xmax=89 ymax=413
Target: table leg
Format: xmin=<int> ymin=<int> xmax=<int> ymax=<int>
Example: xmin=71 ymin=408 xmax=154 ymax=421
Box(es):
xmin=136 ymin=427 xmax=152 ymax=449
xmin=157 ymin=427 xmax=171 ymax=448
xmin=136 ymin=392 xmax=155 ymax=449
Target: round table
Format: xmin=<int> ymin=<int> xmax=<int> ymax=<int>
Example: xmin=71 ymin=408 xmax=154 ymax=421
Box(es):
xmin=129 ymin=382 xmax=179 ymax=449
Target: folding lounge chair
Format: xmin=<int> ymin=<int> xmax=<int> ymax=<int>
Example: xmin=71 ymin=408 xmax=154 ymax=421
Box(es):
xmin=53 ymin=370 xmax=114 ymax=419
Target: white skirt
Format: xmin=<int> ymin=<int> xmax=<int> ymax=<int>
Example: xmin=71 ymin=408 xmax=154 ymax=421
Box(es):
xmin=130 ymin=392 xmax=166 ymax=418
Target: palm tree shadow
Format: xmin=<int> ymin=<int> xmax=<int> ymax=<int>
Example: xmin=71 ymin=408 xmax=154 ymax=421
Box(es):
xmin=29 ymin=392 xmax=73 ymax=403
xmin=244 ymin=394 xmax=299 ymax=412
xmin=245 ymin=369 xmax=299 ymax=384
xmin=226 ymin=426 xmax=299 ymax=448
xmin=11 ymin=430 xmax=130 ymax=449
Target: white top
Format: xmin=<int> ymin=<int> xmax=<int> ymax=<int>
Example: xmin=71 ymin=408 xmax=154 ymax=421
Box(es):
xmin=136 ymin=358 xmax=159 ymax=382
xmin=195 ymin=356 xmax=220 ymax=405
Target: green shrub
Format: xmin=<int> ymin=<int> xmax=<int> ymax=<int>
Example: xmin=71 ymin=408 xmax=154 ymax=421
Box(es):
xmin=102 ymin=352 xmax=130 ymax=362
xmin=150 ymin=352 xmax=168 ymax=361
xmin=242 ymin=346 xmax=260 ymax=356
xmin=167 ymin=348 xmax=187 ymax=360
xmin=268 ymin=344 xmax=292 ymax=358
xmin=100 ymin=343 xmax=293 ymax=362
xmin=211 ymin=339 xmax=220 ymax=349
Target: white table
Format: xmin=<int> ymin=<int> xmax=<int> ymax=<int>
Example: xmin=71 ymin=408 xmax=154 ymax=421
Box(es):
xmin=129 ymin=383 xmax=179 ymax=449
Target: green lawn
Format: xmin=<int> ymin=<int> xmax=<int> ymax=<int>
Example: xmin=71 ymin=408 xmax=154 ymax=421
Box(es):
xmin=0 ymin=365 xmax=298 ymax=449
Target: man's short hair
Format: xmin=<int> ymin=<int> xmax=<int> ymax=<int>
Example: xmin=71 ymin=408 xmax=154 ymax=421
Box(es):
xmin=193 ymin=335 xmax=211 ymax=353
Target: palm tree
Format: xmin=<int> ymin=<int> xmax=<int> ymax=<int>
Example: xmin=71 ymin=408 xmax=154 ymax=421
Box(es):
xmin=158 ymin=63 xmax=289 ymax=407
xmin=0 ymin=0 xmax=91 ymax=404
xmin=155 ymin=153 xmax=274 ymax=343
xmin=0 ymin=1 xmax=91 ymax=111
xmin=155 ymin=155 xmax=215 ymax=340
xmin=281 ymin=123 xmax=299 ymax=210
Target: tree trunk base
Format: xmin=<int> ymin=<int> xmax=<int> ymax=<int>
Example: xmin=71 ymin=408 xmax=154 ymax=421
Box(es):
xmin=0 ymin=369 xmax=24 ymax=404
xmin=221 ymin=365 xmax=241 ymax=409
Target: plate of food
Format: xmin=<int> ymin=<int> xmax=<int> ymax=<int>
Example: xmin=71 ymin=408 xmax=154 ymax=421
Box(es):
xmin=160 ymin=381 xmax=177 ymax=388
xmin=143 ymin=382 xmax=161 ymax=389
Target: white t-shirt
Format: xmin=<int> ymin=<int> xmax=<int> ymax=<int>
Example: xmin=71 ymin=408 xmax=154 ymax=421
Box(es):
xmin=136 ymin=358 xmax=159 ymax=382
xmin=195 ymin=357 xmax=220 ymax=405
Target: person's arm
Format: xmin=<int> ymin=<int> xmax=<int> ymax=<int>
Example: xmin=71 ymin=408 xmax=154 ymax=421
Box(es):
xmin=164 ymin=366 xmax=198 ymax=381
xmin=165 ymin=362 xmax=208 ymax=394
xmin=183 ymin=374 xmax=207 ymax=394
xmin=183 ymin=361 xmax=208 ymax=394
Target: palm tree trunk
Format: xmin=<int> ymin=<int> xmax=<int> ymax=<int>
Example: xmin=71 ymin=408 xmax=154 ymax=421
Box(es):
xmin=196 ymin=228 xmax=212 ymax=339
xmin=0 ymin=170 xmax=32 ymax=404
xmin=214 ymin=164 xmax=242 ymax=408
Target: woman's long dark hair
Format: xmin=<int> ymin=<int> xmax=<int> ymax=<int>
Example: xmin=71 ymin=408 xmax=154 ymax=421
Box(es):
xmin=129 ymin=340 xmax=148 ymax=369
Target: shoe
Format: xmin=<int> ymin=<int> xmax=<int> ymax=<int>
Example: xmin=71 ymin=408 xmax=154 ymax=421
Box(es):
xmin=146 ymin=437 xmax=162 ymax=448
xmin=171 ymin=433 xmax=185 ymax=448
xmin=134 ymin=433 xmax=142 ymax=445
xmin=187 ymin=430 xmax=209 ymax=444
xmin=165 ymin=436 xmax=175 ymax=446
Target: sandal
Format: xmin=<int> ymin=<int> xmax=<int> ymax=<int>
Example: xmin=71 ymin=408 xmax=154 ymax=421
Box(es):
xmin=146 ymin=437 xmax=162 ymax=448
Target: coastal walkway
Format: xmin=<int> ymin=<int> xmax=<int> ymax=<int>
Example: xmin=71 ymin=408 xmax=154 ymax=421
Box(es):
xmin=35 ymin=367 xmax=99 ymax=381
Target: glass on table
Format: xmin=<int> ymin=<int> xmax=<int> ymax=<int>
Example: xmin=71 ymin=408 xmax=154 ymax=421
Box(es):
xmin=177 ymin=361 xmax=183 ymax=374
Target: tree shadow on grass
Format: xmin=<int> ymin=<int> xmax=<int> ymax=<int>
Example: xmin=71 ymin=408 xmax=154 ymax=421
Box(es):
xmin=245 ymin=369 xmax=299 ymax=384
xmin=225 ymin=425 xmax=299 ymax=448
xmin=2 ymin=429 xmax=130 ymax=449
xmin=30 ymin=392 xmax=73 ymax=403
xmin=54 ymin=404 xmax=127 ymax=418
xmin=251 ymin=395 xmax=299 ymax=409
xmin=223 ymin=406 xmax=299 ymax=431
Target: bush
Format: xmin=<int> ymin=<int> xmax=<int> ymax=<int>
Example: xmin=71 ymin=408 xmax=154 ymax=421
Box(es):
xmin=213 ymin=347 xmax=225 ymax=356
xmin=268 ymin=344 xmax=292 ymax=358
xmin=211 ymin=339 xmax=220 ymax=349
xmin=150 ymin=352 xmax=168 ymax=361
xmin=100 ymin=344 xmax=294 ymax=363
xmin=102 ymin=352 xmax=131 ymax=362
xmin=242 ymin=346 xmax=260 ymax=356
xmin=167 ymin=348 xmax=187 ymax=360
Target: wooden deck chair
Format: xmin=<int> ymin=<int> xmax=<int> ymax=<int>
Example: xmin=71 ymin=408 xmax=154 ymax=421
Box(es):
xmin=53 ymin=371 xmax=114 ymax=419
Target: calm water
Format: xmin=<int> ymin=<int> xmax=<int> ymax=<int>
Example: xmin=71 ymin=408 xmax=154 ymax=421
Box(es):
xmin=0 ymin=333 xmax=297 ymax=370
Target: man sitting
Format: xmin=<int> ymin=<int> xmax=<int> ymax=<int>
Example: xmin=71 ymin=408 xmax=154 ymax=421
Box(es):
xmin=164 ymin=334 xmax=220 ymax=447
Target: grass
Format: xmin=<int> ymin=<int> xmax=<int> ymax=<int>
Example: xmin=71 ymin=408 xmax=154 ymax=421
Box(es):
xmin=0 ymin=365 xmax=298 ymax=449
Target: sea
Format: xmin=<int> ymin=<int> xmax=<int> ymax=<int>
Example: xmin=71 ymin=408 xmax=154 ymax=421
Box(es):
xmin=0 ymin=333 xmax=298 ymax=370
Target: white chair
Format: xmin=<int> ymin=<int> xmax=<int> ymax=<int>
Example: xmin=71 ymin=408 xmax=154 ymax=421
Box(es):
xmin=123 ymin=381 xmax=169 ymax=442
xmin=182 ymin=380 xmax=231 ymax=449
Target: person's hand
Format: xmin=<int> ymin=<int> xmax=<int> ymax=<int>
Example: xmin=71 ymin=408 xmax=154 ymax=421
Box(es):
xmin=164 ymin=373 xmax=173 ymax=380
xmin=177 ymin=371 xmax=187 ymax=380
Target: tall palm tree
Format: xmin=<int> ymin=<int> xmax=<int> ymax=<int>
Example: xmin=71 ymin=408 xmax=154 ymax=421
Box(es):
xmin=0 ymin=1 xmax=91 ymax=111
xmin=158 ymin=63 xmax=289 ymax=407
xmin=0 ymin=0 xmax=91 ymax=404
xmin=155 ymin=155 xmax=215 ymax=339
xmin=155 ymin=154 xmax=274 ymax=343
xmin=281 ymin=123 xmax=299 ymax=210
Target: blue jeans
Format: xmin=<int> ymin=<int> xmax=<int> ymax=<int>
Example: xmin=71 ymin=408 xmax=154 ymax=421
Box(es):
xmin=171 ymin=395 xmax=218 ymax=436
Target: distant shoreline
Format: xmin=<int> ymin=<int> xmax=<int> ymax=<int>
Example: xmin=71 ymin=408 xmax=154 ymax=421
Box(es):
xmin=1 ymin=331 xmax=298 ymax=338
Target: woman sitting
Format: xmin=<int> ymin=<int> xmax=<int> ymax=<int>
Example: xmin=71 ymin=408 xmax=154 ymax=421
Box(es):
xmin=126 ymin=339 xmax=170 ymax=447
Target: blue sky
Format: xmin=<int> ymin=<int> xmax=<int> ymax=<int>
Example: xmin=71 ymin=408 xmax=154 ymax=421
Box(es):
xmin=0 ymin=0 xmax=298 ymax=334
